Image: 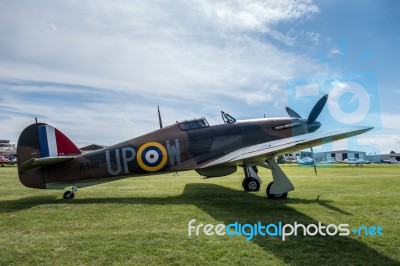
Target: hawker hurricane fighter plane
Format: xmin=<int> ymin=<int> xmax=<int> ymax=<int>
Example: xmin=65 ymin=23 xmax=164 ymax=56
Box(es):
xmin=17 ymin=94 xmax=372 ymax=199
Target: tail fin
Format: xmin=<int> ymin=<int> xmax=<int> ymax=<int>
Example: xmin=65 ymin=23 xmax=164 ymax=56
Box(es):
xmin=296 ymin=155 xmax=301 ymax=163
xmin=37 ymin=124 xmax=81 ymax=157
xmin=17 ymin=123 xmax=81 ymax=188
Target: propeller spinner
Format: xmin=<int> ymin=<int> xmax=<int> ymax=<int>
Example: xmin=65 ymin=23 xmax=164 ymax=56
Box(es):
xmin=286 ymin=94 xmax=328 ymax=133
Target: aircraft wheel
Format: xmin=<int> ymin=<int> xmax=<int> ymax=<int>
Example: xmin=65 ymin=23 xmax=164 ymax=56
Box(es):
xmin=266 ymin=182 xmax=287 ymax=199
xmin=243 ymin=178 xmax=260 ymax=192
xmin=63 ymin=191 xmax=74 ymax=199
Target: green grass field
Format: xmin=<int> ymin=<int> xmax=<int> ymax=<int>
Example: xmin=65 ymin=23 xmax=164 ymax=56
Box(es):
xmin=0 ymin=165 xmax=399 ymax=265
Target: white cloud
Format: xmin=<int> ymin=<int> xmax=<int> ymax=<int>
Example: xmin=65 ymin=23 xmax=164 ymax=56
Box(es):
xmin=381 ymin=112 xmax=400 ymax=130
xmin=0 ymin=0 xmax=320 ymax=95
xmin=204 ymin=0 xmax=318 ymax=31
xmin=328 ymin=47 xmax=341 ymax=56
xmin=306 ymin=31 xmax=321 ymax=46
xmin=0 ymin=0 xmax=328 ymax=146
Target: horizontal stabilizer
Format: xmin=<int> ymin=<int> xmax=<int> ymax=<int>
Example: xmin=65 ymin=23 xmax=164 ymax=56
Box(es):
xmin=19 ymin=156 xmax=76 ymax=172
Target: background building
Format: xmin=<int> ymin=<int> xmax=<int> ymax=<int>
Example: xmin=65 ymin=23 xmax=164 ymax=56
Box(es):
xmin=0 ymin=140 xmax=16 ymax=157
xmin=366 ymin=152 xmax=400 ymax=163
xmin=313 ymin=150 xmax=366 ymax=162
xmin=283 ymin=151 xmax=312 ymax=162
xmin=285 ymin=149 xmax=368 ymax=163
xmin=80 ymin=144 xmax=106 ymax=153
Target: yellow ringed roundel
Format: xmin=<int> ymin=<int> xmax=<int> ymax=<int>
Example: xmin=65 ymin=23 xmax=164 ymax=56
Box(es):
xmin=137 ymin=142 xmax=168 ymax=172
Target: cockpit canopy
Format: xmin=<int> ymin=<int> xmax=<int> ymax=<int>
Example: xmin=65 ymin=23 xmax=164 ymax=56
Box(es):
xmin=177 ymin=118 xmax=210 ymax=130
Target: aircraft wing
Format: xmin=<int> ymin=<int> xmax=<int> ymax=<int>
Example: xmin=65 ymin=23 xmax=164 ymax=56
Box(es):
xmin=18 ymin=156 xmax=76 ymax=171
xmin=201 ymin=126 xmax=373 ymax=168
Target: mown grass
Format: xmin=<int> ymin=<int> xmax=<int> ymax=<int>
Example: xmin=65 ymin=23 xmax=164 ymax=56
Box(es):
xmin=0 ymin=164 xmax=399 ymax=265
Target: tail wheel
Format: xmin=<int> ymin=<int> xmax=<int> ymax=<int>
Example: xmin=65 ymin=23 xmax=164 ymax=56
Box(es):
xmin=243 ymin=178 xmax=260 ymax=192
xmin=266 ymin=182 xmax=287 ymax=199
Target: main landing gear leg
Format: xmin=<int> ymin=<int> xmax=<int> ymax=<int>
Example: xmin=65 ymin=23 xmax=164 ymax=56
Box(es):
xmin=242 ymin=165 xmax=261 ymax=192
xmin=259 ymin=158 xmax=294 ymax=199
xmin=63 ymin=185 xmax=78 ymax=199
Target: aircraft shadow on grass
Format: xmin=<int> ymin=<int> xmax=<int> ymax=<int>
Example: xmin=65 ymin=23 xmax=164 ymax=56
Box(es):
xmin=0 ymin=183 xmax=397 ymax=265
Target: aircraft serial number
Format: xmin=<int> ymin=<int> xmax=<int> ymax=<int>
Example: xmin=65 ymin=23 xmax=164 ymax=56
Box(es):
xmin=80 ymin=161 xmax=100 ymax=171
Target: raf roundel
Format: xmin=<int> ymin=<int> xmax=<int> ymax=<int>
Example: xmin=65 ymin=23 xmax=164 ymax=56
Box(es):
xmin=137 ymin=142 xmax=168 ymax=172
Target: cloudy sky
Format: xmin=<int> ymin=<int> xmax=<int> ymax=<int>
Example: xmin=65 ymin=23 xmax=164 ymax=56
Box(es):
xmin=0 ymin=0 xmax=399 ymax=154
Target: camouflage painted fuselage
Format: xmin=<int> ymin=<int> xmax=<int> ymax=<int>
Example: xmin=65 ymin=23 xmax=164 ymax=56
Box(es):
xmin=17 ymin=118 xmax=308 ymax=189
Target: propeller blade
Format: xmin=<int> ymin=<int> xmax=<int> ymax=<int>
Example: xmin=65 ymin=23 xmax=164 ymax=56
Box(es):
xmin=307 ymin=94 xmax=328 ymax=124
xmin=285 ymin=107 xmax=302 ymax=118
xmin=311 ymin=147 xmax=317 ymax=175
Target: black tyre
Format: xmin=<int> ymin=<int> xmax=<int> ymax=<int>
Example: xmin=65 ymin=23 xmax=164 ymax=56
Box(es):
xmin=266 ymin=182 xmax=287 ymax=199
xmin=243 ymin=178 xmax=260 ymax=192
xmin=63 ymin=191 xmax=74 ymax=199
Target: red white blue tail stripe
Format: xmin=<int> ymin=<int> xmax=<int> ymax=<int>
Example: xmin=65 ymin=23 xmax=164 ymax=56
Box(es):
xmin=38 ymin=125 xmax=80 ymax=157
